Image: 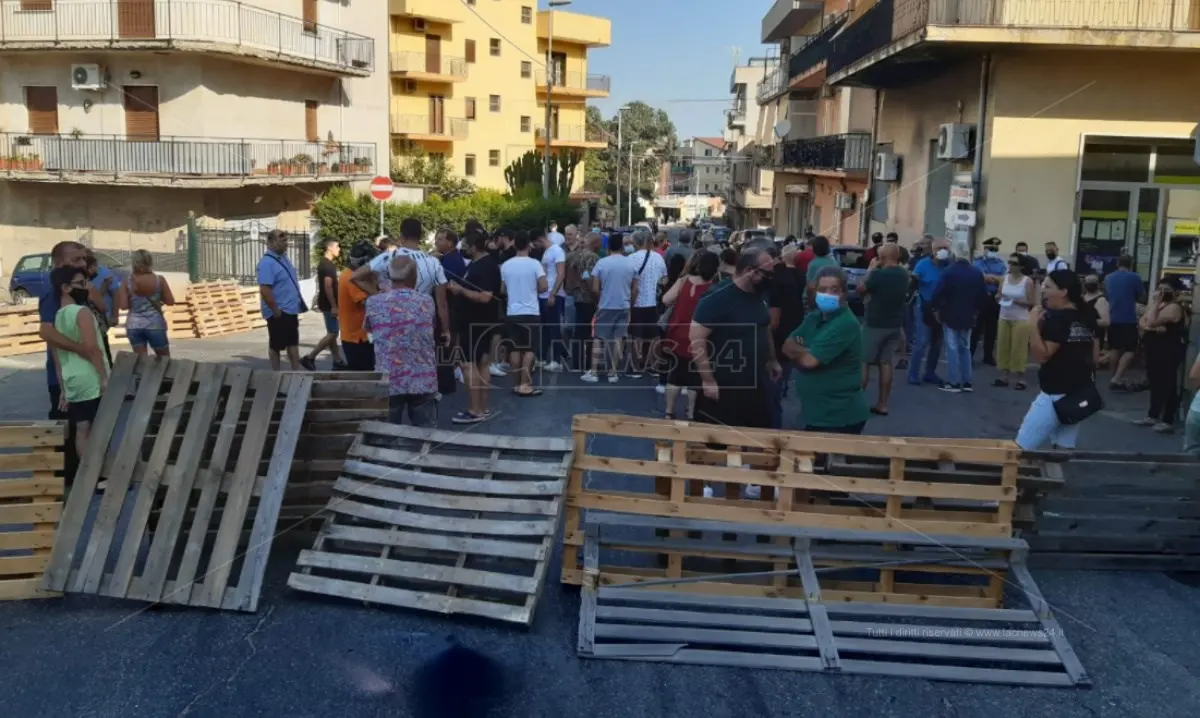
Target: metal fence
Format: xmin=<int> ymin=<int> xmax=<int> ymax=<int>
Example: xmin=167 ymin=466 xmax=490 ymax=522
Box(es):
xmin=0 ymin=0 xmax=375 ymax=73
xmin=781 ymin=133 xmax=873 ymax=172
xmin=195 ymin=228 xmax=313 ymax=285
xmin=535 ymin=70 xmax=612 ymax=92
xmin=756 ymin=62 xmax=788 ymax=104
xmin=390 ymin=51 xmax=468 ymax=78
xmin=910 ymin=0 xmax=1200 ymax=32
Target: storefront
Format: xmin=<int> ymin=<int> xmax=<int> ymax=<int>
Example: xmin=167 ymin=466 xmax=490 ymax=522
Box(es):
xmin=1073 ymin=137 xmax=1200 ymax=290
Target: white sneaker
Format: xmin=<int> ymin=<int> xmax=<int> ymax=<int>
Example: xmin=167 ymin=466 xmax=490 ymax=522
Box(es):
xmin=545 ymin=361 xmax=563 ymax=372
xmin=741 ymin=484 xmax=762 ymax=500
xmin=702 ymin=484 xmax=715 ymax=498
xmin=655 ymin=384 xmax=666 ymax=395
xmin=498 ymin=362 xmax=511 ymax=372
xmin=489 ymin=363 xmax=507 ymax=377
xmin=607 ymin=375 xmax=619 ymax=383
xmin=581 ymin=371 xmax=599 ymax=383
xmin=454 ymin=366 xmax=465 ymax=384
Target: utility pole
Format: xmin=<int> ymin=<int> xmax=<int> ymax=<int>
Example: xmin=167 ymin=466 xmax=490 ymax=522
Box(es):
xmin=615 ymin=112 xmax=622 ymax=227
xmin=627 ymin=142 xmax=634 ymax=226
xmin=541 ymin=11 xmax=555 ymax=199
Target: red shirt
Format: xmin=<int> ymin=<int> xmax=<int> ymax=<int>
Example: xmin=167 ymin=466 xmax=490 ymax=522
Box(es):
xmin=794 ymin=248 xmax=815 ymax=275
xmin=665 ymin=278 xmax=712 ymax=357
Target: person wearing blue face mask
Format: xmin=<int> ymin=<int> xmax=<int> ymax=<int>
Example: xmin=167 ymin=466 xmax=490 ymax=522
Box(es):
xmin=783 ymin=265 xmax=869 ymax=434
xmin=971 ymin=237 xmax=1007 ymax=365
xmin=907 ymin=237 xmax=951 ymax=386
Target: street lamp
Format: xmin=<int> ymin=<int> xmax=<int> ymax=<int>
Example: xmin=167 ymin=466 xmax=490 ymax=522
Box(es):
xmin=615 ymin=104 xmax=631 ymax=226
xmin=542 ymin=0 xmax=572 ymax=199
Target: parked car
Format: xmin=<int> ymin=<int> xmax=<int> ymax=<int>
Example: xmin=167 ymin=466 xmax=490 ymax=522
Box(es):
xmin=831 ymin=245 xmax=870 ymax=315
xmin=8 ymin=250 xmax=127 ymax=304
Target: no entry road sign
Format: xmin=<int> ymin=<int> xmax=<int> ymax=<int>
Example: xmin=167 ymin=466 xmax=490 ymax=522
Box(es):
xmin=370 ymin=176 xmax=394 ymax=201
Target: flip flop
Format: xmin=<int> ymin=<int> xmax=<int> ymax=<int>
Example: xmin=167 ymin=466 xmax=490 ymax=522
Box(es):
xmin=513 ymin=389 xmax=543 ymax=397
xmin=869 ymin=408 xmax=889 ymax=416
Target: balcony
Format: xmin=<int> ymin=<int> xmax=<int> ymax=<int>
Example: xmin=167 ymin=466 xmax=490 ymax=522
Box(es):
xmin=537 ymin=10 xmax=611 ymax=48
xmin=535 ymin=125 xmax=606 ymax=150
xmin=779 ymin=133 xmax=872 ymax=174
xmin=389 ymin=0 xmax=465 ymax=24
xmin=0 ymin=132 xmax=375 ymax=187
xmin=0 ymin=0 xmax=374 ymax=76
xmin=390 ymin=114 xmax=468 ymax=142
xmin=535 ymin=70 xmax=611 ymax=98
xmin=731 ymin=185 xmax=772 ymax=210
xmin=762 ymin=0 xmax=825 ymax=42
xmin=756 ymin=62 xmax=788 ymax=104
xmin=788 ymin=12 xmax=847 ymax=89
xmin=390 ymin=52 xmax=467 ymax=82
xmin=726 ymin=106 xmax=747 ymax=128
xmin=829 ymin=0 xmax=1200 ymax=87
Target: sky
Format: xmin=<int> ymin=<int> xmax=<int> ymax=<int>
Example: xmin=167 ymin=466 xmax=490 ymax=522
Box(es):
xmin=561 ymin=0 xmax=771 ymax=140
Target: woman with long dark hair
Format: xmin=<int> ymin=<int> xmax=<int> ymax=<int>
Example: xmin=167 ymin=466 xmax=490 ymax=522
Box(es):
xmin=1136 ymin=277 xmax=1188 ymax=432
xmin=1015 ymin=270 xmax=1101 ymax=450
xmin=661 ymin=251 xmax=719 ymax=419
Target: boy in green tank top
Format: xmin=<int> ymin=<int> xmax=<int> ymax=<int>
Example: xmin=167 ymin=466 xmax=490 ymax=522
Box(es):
xmin=50 ymin=266 xmax=111 ymax=460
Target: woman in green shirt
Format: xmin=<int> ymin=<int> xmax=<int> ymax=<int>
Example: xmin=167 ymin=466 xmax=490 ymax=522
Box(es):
xmin=51 ymin=266 xmax=111 ymax=460
xmin=782 ymin=265 xmax=869 ymax=434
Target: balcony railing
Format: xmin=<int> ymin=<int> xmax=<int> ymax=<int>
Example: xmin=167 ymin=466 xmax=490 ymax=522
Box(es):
xmin=755 ymin=62 xmax=788 ymax=104
xmin=901 ymin=0 xmax=1200 ymax=34
xmin=0 ymin=0 xmax=375 ymax=74
xmin=726 ymin=106 xmax=746 ymax=127
xmin=389 ymin=51 xmax=467 ymax=79
xmin=390 ymin=114 xmax=469 ymax=140
xmin=535 ymin=70 xmax=611 ymax=93
xmin=0 ymin=132 xmax=375 ymax=180
xmin=789 ymin=13 xmax=847 ymax=79
xmin=535 ymin=124 xmax=601 ymax=144
xmin=780 ymin=133 xmax=872 ymax=172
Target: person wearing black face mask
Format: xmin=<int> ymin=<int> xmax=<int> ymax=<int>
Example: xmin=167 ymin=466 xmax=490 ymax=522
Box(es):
xmin=1044 ymin=241 xmax=1068 ymax=272
xmin=1135 ymin=278 xmax=1188 ymax=432
xmin=49 ymin=265 xmax=111 ymax=465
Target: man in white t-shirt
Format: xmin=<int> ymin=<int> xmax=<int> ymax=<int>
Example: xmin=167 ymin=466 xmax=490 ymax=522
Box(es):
xmin=500 ymin=232 xmax=547 ymax=397
xmin=547 ymin=221 xmax=566 ymax=248
xmin=626 ymin=229 xmax=668 ymax=378
xmin=1044 ymin=241 xmax=1069 ymax=273
xmin=537 ymin=231 xmax=568 ymax=372
xmin=583 ymin=232 xmax=639 ymax=383
xmin=352 ymin=217 xmax=450 ymax=344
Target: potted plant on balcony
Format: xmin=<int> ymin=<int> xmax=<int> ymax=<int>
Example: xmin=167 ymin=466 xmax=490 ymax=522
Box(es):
xmin=292 ymin=153 xmax=314 ymax=175
xmin=267 ymin=161 xmax=282 ymax=176
xmin=354 ymin=157 xmax=371 ymax=173
xmin=25 ymin=154 xmax=42 ymax=171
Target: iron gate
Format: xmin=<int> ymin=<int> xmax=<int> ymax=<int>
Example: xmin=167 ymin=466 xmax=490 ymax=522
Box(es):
xmin=195 ymin=228 xmax=313 ymax=285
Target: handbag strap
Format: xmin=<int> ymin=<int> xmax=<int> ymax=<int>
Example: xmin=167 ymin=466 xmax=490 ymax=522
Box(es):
xmin=636 ymin=249 xmax=652 ymax=276
xmin=267 ymin=252 xmax=303 ymax=296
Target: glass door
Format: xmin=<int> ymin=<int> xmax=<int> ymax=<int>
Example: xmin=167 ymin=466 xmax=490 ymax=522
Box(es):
xmin=1133 ymin=188 xmax=1161 ymax=282
xmin=1075 ymin=188 xmax=1133 ymax=276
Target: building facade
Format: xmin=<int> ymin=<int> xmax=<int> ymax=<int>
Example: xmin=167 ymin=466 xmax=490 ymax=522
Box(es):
xmin=654 ymin=137 xmax=728 ymax=221
xmin=388 ymin=1 xmax=610 ymax=192
xmin=754 ymin=0 xmax=875 ymax=244
xmin=830 ymin=0 xmax=1200 ymax=287
xmin=723 ymin=59 xmax=773 ymax=230
xmin=0 ymin=0 xmax=388 ymax=268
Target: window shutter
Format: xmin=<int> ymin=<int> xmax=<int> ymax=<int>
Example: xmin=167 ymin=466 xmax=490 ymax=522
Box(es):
xmin=20 ymin=0 xmax=54 ymax=11
xmin=25 ymin=86 xmax=59 ymax=135
xmin=465 ymin=39 xmax=476 ymax=64
xmin=305 ymin=100 xmax=319 ymax=142
xmin=465 ymin=98 xmax=476 ymax=121
xmin=123 ymin=86 xmax=159 ymax=141
xmin=302 ymin=0 xmax=317 ymax=32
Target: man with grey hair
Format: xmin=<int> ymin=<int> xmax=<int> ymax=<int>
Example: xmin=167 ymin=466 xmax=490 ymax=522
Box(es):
xmin=931 ymin=238 xmax=988 ymax=393
xmin=364 ymin=255 xmax=439 ymax=427
xmin=628 ymin=229 xmax=668 ymax=378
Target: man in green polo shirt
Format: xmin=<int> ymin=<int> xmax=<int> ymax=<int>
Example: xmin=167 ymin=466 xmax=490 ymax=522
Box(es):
xmin=784 ymin=264 xmax=869 ymax=434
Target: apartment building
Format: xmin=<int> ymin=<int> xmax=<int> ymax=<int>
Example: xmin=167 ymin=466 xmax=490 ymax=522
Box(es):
xmin=0 ymin=0 xmax=388 ymax=267
xmin=754 ymin=0 xmax=875 ymax=243
xmin=830 ymin=0 xmax=1200 ymax=288
xmin=723 ymin=59 xmax=773 ymax=230
xmin=654 ymin=137 xmax=728 ymax=222
xmin=388 ymin=0 xmax=610 ymax=192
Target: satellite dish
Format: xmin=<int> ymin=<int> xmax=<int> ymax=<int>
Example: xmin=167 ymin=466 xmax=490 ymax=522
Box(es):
xmin=774 ymin=120 xmax=791 ymax=139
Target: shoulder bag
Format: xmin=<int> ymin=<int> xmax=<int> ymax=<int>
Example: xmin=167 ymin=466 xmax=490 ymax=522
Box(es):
xmin=1052 ymin=381 xmax=1104 ymax=426
xmin=267 ymin=253 xmax=309 ymax=314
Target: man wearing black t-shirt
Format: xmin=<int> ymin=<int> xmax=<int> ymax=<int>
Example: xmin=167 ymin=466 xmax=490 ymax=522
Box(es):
xmin=302 ymin=239 xmax=347 ymax=370
xmin=762 ymin=243 xmax=802 ymax=429
xmin=449 ymin=232 xmax=503 ymax=423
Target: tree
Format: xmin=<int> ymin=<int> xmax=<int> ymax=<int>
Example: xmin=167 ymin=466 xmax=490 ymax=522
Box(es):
xmin=504 ymin=149 xmax=582 ymax=197
xmin=391 ymin=149 xmax=476 ymax=199
xmin=583 ymin=101 xmax=678 ymax=212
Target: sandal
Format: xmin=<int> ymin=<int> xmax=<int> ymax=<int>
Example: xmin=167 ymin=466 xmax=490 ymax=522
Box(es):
xmin=451 ymin=411 xmax=487 ymax=425
xmin=1014 ymin=381 xmax=1027 ymax=391
xmin=513 ymin=388 xmax=543 ymax=397
xmin=869 ymin=407 xmax=889 ymax=416
xmin=992 ymin=379 xmax=1009 ymax=388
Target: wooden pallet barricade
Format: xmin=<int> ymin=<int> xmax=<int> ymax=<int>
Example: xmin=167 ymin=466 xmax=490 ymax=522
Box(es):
xmin=0 ymin=421 xmax=66 ymax=600
xmin=241 ymin=287 xmax=267 ymax=330
xmin=564 ymin=415 xmax=1023 ymax=607
xmin=188 ymin=281 xmax=253 ymax=338
xmin=288 ymin=422 xmax=573 ymax=626
xmin=0 ymin=305 xmax=44 ymax=357
xmin=107 ymin=304 xmax=198 ymax=343
xmin=42 ymin=353 xmax=312 ymax=612
xmin=577 ymin=514 xmax=1090 ymax=688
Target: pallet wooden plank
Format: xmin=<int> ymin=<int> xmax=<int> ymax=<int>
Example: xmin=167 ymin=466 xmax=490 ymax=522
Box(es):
xmin=287 ymin=573 xmax=531 ymax=623
xmin=321 ymin=523 xmax=546 ymax=561
xmin=341 ymin=459 xmax=565 ymax=497
xmin=596 ymin=605 xmax=814 ymax=633
xmin=330 ymin=498 xmax=555 ymax=537
xmin=349 ymin=444 xmax=565 ymax=478
xmin=358 ymin=420 xmax=573 ymax=453
xmin=1009 ymin=554 xmax=1091 ymax=685
xmin=0 ymin=530 xmax=56 ymax=552
xmin=332 ymin=477 xmax=560 ymax=517
xmin=593 ymin=622 xmax=819 ymax=650
xmin=795 ymin=540 xmax=840 ymax=670
xmin=296 ymin=550 xmax=538 ymax=594
xmin=0 ymin=424 xmax=64 ymax=448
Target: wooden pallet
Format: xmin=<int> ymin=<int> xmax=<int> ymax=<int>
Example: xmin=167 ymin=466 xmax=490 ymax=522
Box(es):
xmin=188 ymin=281 xmax=253 ymax=338
xmin=107 ymin=304 xmax=197 ymax=343
xmin=288 ymin=422 xmax=573 ymax=626
xmin=578 ymin=516 xmax=1089 ymax=688
xmin=241 ymin=287 xmax=267 ymax=330
xmin=42 ymin=353 xmax=312 ymax=612
xmin=564 ymin=415 xmax=1022 ymax=606
xmin=0 ymin=305 xmax=44 ymax=357
xmin=0 ymin=421 xmax=66 ymax=600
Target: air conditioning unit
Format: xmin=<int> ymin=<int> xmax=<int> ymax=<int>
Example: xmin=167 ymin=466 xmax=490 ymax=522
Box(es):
xmin=71 ymin=64 xmax=106 ymax=91
xmin=937 ymin=123 xmax=974 ymax=160
xmin=834 ymin=192 xmax=855 ymax=210
xmin=874 ymin=152 xmax=901 ymax=182
xmin=412 ymin=18 xmax=426 ymax=32
xmin=402 ymin=79 xmax=418 ymax=94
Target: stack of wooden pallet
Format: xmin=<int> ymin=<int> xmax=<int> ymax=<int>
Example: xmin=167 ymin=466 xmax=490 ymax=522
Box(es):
xmin=0 ymin=421 xmax=66 ymax=600
xmin=241 ymin=287 xmax=267 ymax=330
xmin=187 ymin=281 xmax=253 ymax=338
xmin=0 ymin=305 xmax=44 ymax=357
xmin=106 ymin=304 xmax=198 ymax=343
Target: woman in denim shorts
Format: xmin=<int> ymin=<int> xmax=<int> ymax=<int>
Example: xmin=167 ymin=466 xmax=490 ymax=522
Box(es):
xmin=117 ymin=249 xmax=176 ymax=356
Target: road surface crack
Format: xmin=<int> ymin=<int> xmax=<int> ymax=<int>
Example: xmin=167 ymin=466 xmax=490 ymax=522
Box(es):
xmin=176 ymin=605 xmax=276 ymax=717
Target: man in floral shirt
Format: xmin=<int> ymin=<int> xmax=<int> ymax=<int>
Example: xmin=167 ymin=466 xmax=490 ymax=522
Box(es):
xmin=365 ymin=255 xmax=438 ymax=427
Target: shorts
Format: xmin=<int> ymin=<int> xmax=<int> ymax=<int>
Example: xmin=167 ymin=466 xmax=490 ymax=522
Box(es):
xmin=127 ymin=327 xmax=169 ymax=351
xmin=322 ymin=311 xmax=340 ymax=335
xmin=1108 ymin=323 xmax=1138 ymax=353
xmin=463 ymin=321 xmax=499 ymax=362
xmin=342 ymin=340 xmax=375 ymax=371
xmin=594 ymin=308 xmax=630 ymax=341
xmin=667 ymin=354 xmax=699 ymax=388
xmin=630 ymin=306 xmax=661 ymax=340
xmin=266 ymin=313 xmax=300 ymax=352
xmin=505 ymin=315 xmax=539 ymax=352
xmin=694 ymin=386 xmax=771 ymax=429
xmin=68 ymin=397 xmax=101 ymax=424
xmin=862 ymin=327 xmax=903 ymax=365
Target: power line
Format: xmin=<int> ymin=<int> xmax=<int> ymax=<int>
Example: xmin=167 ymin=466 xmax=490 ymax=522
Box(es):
xmin=458 ymin=0 xmax=547 ymax=67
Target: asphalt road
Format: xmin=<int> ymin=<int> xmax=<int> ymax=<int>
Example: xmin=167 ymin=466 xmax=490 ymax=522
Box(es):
xmin=2 ymin=317 xmax=1198 ymax=718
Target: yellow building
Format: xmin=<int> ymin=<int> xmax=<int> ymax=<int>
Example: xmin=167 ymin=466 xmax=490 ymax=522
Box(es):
xmin=388 ymin=0 xmax=610 ymax=192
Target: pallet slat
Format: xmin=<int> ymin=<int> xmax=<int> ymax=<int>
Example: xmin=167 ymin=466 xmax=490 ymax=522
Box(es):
xmin=0 ymin=421 xmax=66 ymax=601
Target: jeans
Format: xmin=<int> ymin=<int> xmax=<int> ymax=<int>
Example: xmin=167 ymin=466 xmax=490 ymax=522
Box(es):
xmin=388 ymin=393 xmax=438 ymax=427
xmin=903 ymin=300 xmax=916 ymax=354
xmin=1184 ymin=410 xmax=1200 ymax=454
xmin=971 ymin=299 xmax=999 ymax=362
xmin=1016 ymin=391 xmax=1080 ymax=450
xmin=538 ymin=297 xmax=567 ymax=364
xmin=907 ymin=299 xmax=943 ymax=382
xmin=572 ymin=302 xmax=596 ymax=371
xmin=943 ymin=326 xmax=973 ymax=386
xmin=766 ymin=363 xmax=794 ymax=430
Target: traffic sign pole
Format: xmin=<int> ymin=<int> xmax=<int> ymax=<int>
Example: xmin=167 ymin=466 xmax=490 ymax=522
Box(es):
xmin=369 ymin=176 xmax=395 ymax=239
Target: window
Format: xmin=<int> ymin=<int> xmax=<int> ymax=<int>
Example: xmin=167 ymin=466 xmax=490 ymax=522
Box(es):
xmin=520 ymin=61 xmax=532 ymax=79
xmin=465 ymin=98 xmax=476 ymax=120
xmin=1081 ymin=141 xmax=1152 ymax=183
xmin=705 ymin=149 xmax=713 ymax=156
xmin=489 ymin=38 xmax=501 ymax=57
xmin=489 ymin=150 xmax=501 ymax=167
xmin=14 ymin=255 xmax=47 ymax=273
xmin=24 ymin=86 xmax=59 ymax=135
xmin=489 ymin=95 xmax=500 ymax=112
xmin=465 ymin=39 xmax=476 ymax=64
xmin=20 ymin=0 xmax=53 ymax=10
xmin=305 ymin=100 xmax=319 ymax=142
xmin=123 ymin=86 xmax=160 ymax=141
xmin=520 ymin=116 xmax=531 ymax=133
xmin=465 ymin=154 xmax=477 ymax=177
xmin=521 ymin=6 xmax=532 ymax=23
xmin=466 ymin=0 xmax=475 ymax=4
xmin=302 ymin=0 xmax=317 ymax=33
